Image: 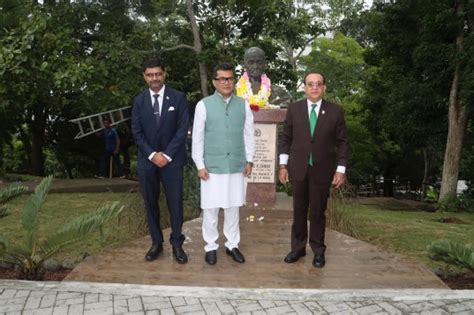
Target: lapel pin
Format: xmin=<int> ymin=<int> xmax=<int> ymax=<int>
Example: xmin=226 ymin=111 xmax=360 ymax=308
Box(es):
xmin=166 ymin=96 xmax=170 ymax=100
xmin=322 ymin=110 xmax=325 ymax=115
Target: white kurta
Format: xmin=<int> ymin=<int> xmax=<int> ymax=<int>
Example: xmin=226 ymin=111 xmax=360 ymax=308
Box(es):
xmin=192 ymin=96 xmax=256 ymax=209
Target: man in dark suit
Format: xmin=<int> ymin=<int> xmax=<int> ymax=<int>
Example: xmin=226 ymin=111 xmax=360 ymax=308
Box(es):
xmin=278 ymin=72 xmax=349 ymax=268
xmin=131 ymin=58 xmax=189 ymax=264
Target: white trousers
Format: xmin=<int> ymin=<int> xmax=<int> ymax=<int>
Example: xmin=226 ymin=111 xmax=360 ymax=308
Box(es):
xmin=202 ymin=207 xmax=240 ymax=252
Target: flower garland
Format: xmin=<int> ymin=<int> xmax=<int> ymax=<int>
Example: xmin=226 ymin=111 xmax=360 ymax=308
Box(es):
xmin=236 ymin=71 xmax=271 ymax=110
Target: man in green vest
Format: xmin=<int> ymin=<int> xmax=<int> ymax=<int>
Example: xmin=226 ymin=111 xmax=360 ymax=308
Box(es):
xmin=192 ymin=63 xmax=256 ymax=265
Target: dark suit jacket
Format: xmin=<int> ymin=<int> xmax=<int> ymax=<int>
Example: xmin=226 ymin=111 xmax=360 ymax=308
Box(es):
xmin=131 ymin=86 xmax=189 ymax=171
xmin=279 ymin=99 xmax=349 ymax=185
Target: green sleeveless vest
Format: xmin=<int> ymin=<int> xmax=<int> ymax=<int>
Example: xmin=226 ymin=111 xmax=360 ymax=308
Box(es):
xmin=203 ymin=92 xmax=246 ymax=174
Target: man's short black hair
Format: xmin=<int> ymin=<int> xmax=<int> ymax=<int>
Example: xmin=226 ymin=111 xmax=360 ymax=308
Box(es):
xmin=303 ymin=72 xmax=326 ymax=85
xmin=212 ymin=63 xmax=234 ymax=79
xmin=143 ymin=58 xmax=166 ymax=72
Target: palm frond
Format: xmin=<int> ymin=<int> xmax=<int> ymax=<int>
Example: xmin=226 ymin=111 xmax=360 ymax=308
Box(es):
xmin=39 ymin=202 xmax=124 ymax=259
xmin=0 ymin=182 xmax=28 ymax=204
xmin=0 ymin=205 xmax=10 ymax=218
xmin=21 ymin=176 xmax=53 ymax=250
xmin=429 ymin=239 xmax=474 ymax=271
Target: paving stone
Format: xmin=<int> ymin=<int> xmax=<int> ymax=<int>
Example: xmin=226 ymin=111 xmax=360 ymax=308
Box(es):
xmin=265 ymin=305 xmax=294 ymax=314
xmin=173 ymin=303 xmax=205 ymax=313
xmin=51 ymin=305 xmax=68 ymax=315
xmin=84 ymin=300 xmax=113 ymax=310
xmin=420 ymin=309 xmax=449 ymax=315
xmin=355 ymin=304 xmax=383 ymax=314
xmin=100 ymin=293 xmax=113 ymax=302
xmin=142 ymin=296 xmax=171 ymax=311
xmin=303 ymin=301 xmax=327 ymax=313
xmin=145 ymin=310 xmax=159 ymax=315
xmin=56 ymin=292 xmax=82 ymax=300
xmin=288 ymin=302 xmax=312 ymax=314
xmin=320 ymin=301 xmax=351 ymax=313
xmin=258 ymin=300 xmax=276 ymax=308
xmin=114 ymin=297 xmax=129 ymax=313
xmin=22 ymin=307 xmax=54 ymax=315
xmin=85 ymin=293 xmax=99 ymax=303
xmin=54 ymin=297 xmax=83 ymax=306
xmin=158 ymin=308 xmax=176 ymax=315
xmin=24 ymin=296 xmax=42 ymax=309
xmin=170 ymin=297 xmax=186 ymax=307
xmin=443 ymin=302 xmax=473 ymax=313
xmin=127 ymin=297 xmax=143 ymax=312
xmin=14 ymin=290 xmax=30 ymax=298
xmin=409 ymin=301 xmax=439 ymax=312
xmin=0 ymin=302 xmax=24 ymax=313
xmin=39 ymin=295 xmax=56 ymax=309
xmin=216 ymin=300 xmax=236 ymax=314
xmin=233 ymin=301 xmax=262 ymax=313
xmin=201 ymin=301 xmax=221 ymax=315
xmin=376 ymin=302 xmax=403 ymax=315
xmin=0 ymin=290 xmax=16 ymax=299
xmin=69 ymin=303 xmax=84 ymax=315
xmin=83 ymin=307 xmax=113 ymax=315
xmin=184 ymin=297 xmax=200 ymax=305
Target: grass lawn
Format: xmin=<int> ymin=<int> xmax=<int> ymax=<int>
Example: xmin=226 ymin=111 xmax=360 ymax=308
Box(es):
xmin=344 ymin=200 xmax=474 ymax=269
xmin=1 ymin=191 xmax=199 ymax=262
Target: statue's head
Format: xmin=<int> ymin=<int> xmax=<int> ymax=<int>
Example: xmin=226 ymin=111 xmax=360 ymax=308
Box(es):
xmin=244 ymin=47 xmax=266 ymax=80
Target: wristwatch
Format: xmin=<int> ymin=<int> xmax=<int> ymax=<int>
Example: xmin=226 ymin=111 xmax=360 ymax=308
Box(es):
xmin=246 ymin=161 xmax=254 ymax=167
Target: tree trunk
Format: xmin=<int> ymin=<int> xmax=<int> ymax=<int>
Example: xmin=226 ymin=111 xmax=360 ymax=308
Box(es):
xmin=439 ymin=0 xmax=470 ymax=200
xmin=186 ymin=0 xmax=209 ymax=97
xmin=30 ymin=127 xmax=45 ymax=176
xmin=421 ymin=147 xmax=429 ymax=201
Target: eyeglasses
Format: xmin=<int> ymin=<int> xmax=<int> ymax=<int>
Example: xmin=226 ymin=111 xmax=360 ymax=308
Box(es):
xmin=145 ymin=73 xmax=163 ymax=78
xmin=306 ymin=82 xmax=325 ymax=88
xmin=214 ymin=77 xmax=235 ymax=84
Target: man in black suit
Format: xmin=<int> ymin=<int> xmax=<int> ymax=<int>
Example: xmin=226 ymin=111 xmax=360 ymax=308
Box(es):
xmin=131 ymin=58 xmax=189 ymax=264
xmin=279 ymin=72 xmax=349 ymax=268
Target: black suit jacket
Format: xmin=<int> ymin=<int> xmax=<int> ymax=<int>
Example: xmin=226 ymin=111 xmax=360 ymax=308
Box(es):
xmin=279 ymin=99 xmax=349 ymax=184
xmin=131 ymin=86 xmax=189 ymax=171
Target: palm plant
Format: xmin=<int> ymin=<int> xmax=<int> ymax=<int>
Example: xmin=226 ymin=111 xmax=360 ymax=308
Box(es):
xmin=429 ymin=239 xmax=474 ymax=272
xmin=0 ymin=176 xmax=124 ymax=280
xmin=0 ymin=182 xmax=28 ymax=218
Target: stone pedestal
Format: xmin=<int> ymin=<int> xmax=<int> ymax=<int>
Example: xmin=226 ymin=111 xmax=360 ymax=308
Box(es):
xmin=246 ymin=109 xmax=286 ymax=205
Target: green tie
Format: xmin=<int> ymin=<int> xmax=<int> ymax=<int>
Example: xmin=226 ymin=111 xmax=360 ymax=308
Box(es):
xmin=309 ymin=103 xmax=318 ymax=166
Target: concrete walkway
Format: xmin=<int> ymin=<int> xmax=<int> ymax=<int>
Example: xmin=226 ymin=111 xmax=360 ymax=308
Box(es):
xmin=1 ymin=280 xmax=473 ymax=314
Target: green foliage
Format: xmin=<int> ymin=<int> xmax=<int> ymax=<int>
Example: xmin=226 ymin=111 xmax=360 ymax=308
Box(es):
xmin=0 ymin=181 xmax=27 ymax=218
xmin=0 ymin=176 xmax=124 ymax=280
xmin=437 ymin=195 xmax=473 ymax=213
xmin=429 ymin=240 xmax=474 ymax=272
xmin=327 ymin=188 xmax=358 ymax=238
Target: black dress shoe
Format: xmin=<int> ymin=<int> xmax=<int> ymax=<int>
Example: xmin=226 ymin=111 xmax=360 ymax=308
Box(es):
xmin=172 ymin=246 xmax=188 ymax=264
xmin=145 ymin=244 xmax=163 ymax=261
xmin=205 ymin=250 xmax=217 ymax=265
xmin=226 ymin=248 xmax=245 ymax=263
xmin=313 ymin=254 xmax=326 ymax=268
xmin=284 ymin=250 xmax=306 ymax=263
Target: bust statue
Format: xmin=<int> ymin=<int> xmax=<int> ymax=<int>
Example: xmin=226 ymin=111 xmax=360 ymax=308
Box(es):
xmin=236 ymin=47 xmax=291 ymax=108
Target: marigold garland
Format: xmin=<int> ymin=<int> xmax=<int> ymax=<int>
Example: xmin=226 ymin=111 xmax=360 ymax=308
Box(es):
xmin=236 ymin=71 xmax=271 ymax=109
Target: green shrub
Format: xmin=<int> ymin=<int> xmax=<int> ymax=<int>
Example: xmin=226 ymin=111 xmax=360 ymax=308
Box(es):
xmin=0 ymin=176 xmax=124 ymax=280
xmin=428 ymin=239 xmax=474 ymax=272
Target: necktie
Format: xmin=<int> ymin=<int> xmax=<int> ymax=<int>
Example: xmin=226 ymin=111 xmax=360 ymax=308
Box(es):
xmin=309 ymin=103 xmax=318 ymax=166
xmin=153 ymin=94 xmax=161 ymax=127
